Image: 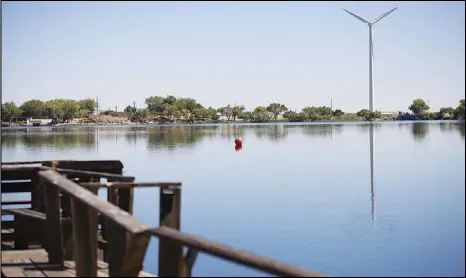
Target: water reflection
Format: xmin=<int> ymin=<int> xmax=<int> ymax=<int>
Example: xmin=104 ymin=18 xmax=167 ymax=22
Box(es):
xmin=369 ymin=124 xmax=375 ymax=221
xmin=301 ymin=124 xmax=342 ymax=137
xmin=411 ymin=123 xmax=430 ymax=141
xmin=146 ymin=126 xmax=218 ymax=151
xmin=1 ymin=123 xmax=464 ymax=151
xmin=220 ymin=125 xmax=246 ymax=141
xmin=0 ymin=129 xmax=96 ymax=150
xmin=439 ymin=122 xmax=465 ymax=139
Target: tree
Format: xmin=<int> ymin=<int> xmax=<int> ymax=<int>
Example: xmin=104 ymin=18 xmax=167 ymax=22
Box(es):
xmin=78 ymin=99 xmax=97 ymax=114
xmin=232 ymin=105 xmax=245 ymax=121
xmin=357 ymin=109 xmax=381 ymax=121
xmin=251 ymin=106 xmax=271 ymax=122
xmin=302 ymin=106 xmax=332 ymax=120
xmin=239 ymin=111 xmax=253 ymax=121
xmin=20 ymin=99 xmax=46 ymax=118
xmin=164 ymin=104 xmax=178 ymax=120
xmin=282 ymin=110 xmax=307 ymax=122
xmin=437 ymin=107 xmax=455 ymax=120
xmin=266 ymin=103 xmax=288 ymax=120
xmin=408 ymin=99 xmax=430 ymax=117
xmin=163 ymin=95 xmax=177 ymax=105
xmin=454 ymin=99 xmax=465 ymax=120
xmin=217 ymin=107 xmax=228 ymax=117
xmin=357 ymin=109 xmax=369 ymax=117
xmin=192 ymin=107 xmax=207 ymax=121
xmin=133 ymin=108 xmax=150 ymax=122
xmin=223 ymin=105 xmax=233 ymax=121
xmin=206 ymin=107 xmax=219 ymax=121
xmin=1 ymin=102 xmax=22 ymax=120
xmin=333 ymin=109 xmax=344 ymax=117
xmin=124 ymin=105 xmax=136 ymax=113
xmin=145 ymin=96 xmax=165 ymax=112
xmin=175 ymin=98 xmax=199 ymax=112
xmin=61 ymin=100 xmax=81 ymax=121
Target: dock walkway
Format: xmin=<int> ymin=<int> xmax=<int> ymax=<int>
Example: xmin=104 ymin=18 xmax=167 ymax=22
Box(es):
xmin=1 ymin=249 xmax=155 ymax=277
xmin=1 ymin=160 xmax=325 ymax=277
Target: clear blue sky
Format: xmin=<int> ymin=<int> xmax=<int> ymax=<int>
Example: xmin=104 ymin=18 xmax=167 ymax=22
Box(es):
xmin=2 ymin=1 xmax=465 ymax=112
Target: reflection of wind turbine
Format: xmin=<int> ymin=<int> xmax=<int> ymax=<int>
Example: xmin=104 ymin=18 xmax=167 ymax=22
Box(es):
xmin=369 ymin=124 xmax=375 ymax=221
xmin=343 ymin=7 xmax=398 ymax=112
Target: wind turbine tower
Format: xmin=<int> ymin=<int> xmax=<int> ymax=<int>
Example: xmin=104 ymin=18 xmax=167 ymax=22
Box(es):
xmin=343 ymin=7 xmax=397 ymax=112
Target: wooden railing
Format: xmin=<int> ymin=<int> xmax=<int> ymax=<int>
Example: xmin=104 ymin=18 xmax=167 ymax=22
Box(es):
xmin=2 ymin=162 xmax=326 ymax=277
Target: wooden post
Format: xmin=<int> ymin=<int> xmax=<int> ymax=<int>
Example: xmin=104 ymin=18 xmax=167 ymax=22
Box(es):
xmin=158 ymin=186 xmax=186 ymax=277
xmin=13 ymin=214 xmax=30 ymax=250
xmin=30 ymin=170 xmax=40 ymax=211
xmin=120 ymin=233 xmax=150 ymax=277
xmin=71 ymin=189 xmax=98 ymax=277
xmin=42 ymin=177 xmax=64 ymax=267
xmin=106 ymin=187 xmax=128 ymax=277
xmin=104 ymin=177 xmax=134 ymax=263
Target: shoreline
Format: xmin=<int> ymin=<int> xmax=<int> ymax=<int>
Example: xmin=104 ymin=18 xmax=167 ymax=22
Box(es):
xmin=1 ymin=119 xmax=464 ymax=131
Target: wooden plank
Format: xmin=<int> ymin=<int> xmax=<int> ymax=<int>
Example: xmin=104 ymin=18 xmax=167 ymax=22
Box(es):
xmin=158 ymin=186 xmax=185 ymax=277
xmin=149 ymin=227 xmax=326 ymax=277
xmin=2 ymin=227 xmax=15 ymax=242
xmin=1 ymin=249 xmax=49 ymax=261
xmin=21 ymin=258 xmax=46 ymax=277
xmin=2 ymin=200 xmax=31 ymax=205
xmin=64 ymin=261 xmax=157 ymax=277
xmin=3 ymin=209 xmax=70 ymax=222
xmin=42 ymin=177 xmax=64 ymax=267
xmin=71 ymin=197 xmax=98 ymax=277
xmin=1 ymin=182 xmax=34 ymax=193
xmin=80 ymin=182 xmax=182 ymax=189
xmin=50 ymin=160 xmax=124 ymax=173
xmin=2 ymin=220 xmax=14 ymax=229
xmin=2 ymin=161 xmax=48 ymax=166
xmin=1 ymin=258 xmax=27 ymax=277
xmin=37 ymin=170 xmax=148 ymax=234
xmin=1 ymin=167 xmax=39 ymax=181
xmin=46 ymin=167 xmax=134 ymax=181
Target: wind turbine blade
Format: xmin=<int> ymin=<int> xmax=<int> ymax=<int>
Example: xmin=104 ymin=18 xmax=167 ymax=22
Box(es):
xmin=343 ymin=9 xmax=369 ymax=24
xmin=372 ymin=7 xmax=398 ymax=24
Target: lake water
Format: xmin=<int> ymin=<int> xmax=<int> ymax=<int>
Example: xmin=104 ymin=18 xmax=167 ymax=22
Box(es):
xmin=1 ymin=122 xmax=465 ymax=277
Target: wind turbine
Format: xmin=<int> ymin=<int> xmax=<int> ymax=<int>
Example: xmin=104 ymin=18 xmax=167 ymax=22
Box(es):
xmin=343 ymin=7 xmax=398 ymax=112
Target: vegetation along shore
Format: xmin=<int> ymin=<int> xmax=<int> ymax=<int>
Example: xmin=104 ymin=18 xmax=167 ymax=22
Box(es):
xmin=1 ymin=96 xmax=464 ymax=127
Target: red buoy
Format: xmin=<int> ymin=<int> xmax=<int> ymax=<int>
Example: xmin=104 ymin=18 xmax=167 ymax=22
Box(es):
xmin=234 ymin=138 xmax=243 ymax=146
xmin=235 ymin=145 xmax=243 ymax=152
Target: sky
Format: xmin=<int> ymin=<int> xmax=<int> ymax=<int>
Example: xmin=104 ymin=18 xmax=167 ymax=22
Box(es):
xmin=2 ymin=1 xmax=465 ymax=113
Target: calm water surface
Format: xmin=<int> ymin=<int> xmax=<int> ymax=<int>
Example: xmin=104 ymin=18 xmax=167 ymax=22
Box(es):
xmin=2 ymin=122 xmax=465 ymax=277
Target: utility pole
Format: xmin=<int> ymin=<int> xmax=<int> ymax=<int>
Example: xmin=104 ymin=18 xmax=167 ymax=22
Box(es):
xmin=95 ymin=96 xmax=100 ymax=115
xmin=133 ymin=101 xmax=136 ymax=109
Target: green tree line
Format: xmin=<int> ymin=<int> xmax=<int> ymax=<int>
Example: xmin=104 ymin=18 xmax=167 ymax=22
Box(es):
xmin=1 ymin=99 xmax=97 ymax=121
xmin=2 ymin=96 xmax=465 ymax=123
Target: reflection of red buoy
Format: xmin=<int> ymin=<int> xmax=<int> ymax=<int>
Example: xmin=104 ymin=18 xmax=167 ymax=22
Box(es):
xmin=235 ymin=138 xmax=243 ymax=146
xmin=235 ymin=145 xmax=243 ymax=152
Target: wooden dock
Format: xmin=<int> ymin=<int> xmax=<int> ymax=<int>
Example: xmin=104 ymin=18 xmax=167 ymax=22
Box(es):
xmin=1 ymin=160 xmax=326 ymax=277
xmin=1 ymin=249 xmax=155 ymax=277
